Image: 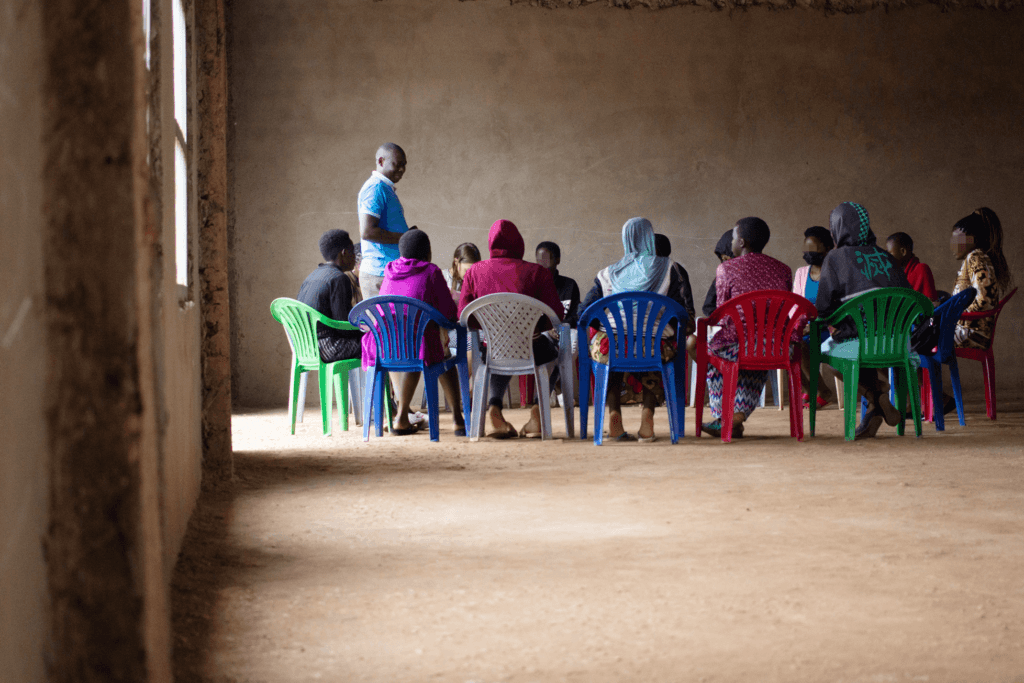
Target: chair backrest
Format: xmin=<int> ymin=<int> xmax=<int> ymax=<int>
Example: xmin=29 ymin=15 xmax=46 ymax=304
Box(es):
xmin=707 ymin=290 xmax=817 ymax=368
xmin=458 ymin=293 xmax=560 ymax=373
xmin=270 ymin=297 xmax=358 ymax=366
xmin=825 ymin=288 xmax=933 ymax=363
xmin=349 ymin=295 xmax=455 ymax=369
xmin=932 ymin=287 xmax=976 ymax=361
xmin=577 ymin=292 xmax=686 ymax=369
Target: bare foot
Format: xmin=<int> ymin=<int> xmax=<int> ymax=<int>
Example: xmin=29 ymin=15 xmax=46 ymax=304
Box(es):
xmin=521 ymin=405 xmax=542 ymax=438
xmin=638 ymin=408 xmax=655 ymax=442
xmin=487 ymin=405 xmax=517 ymax=439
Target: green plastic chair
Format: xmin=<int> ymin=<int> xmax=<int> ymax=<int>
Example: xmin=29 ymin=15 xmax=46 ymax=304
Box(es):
xmin=270 ymin=297 xmax=390 ymax=435
xmin=808 ymin=288 xmax=933 ymax=441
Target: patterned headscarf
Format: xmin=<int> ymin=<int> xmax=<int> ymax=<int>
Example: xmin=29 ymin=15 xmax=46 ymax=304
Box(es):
xmin=605 ymin=217 xmax=671 ymax=294
xmin=829 ymin=202 xmax=876 ymax=248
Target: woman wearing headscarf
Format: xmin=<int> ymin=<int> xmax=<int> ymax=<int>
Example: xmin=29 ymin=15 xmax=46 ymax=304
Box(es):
xmin=579 ymin=217 xmax=689 ymax=442
xmin=816 ymin=202 xmax=911 ymax=439
xmin=361 ymin=229 xmax=466 ymax=436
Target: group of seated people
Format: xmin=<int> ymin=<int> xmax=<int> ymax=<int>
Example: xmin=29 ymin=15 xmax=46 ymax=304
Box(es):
xmin=296 ymin=202 xmax=1012 ymax=442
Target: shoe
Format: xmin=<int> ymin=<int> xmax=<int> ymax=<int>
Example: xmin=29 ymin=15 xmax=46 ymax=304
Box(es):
xmin=454 ymin=427 xmax=467 ymax=438
xmin=942 ymin=394 xmax=957 ymax=415
xmin=702 ymin=419 xmax=723 ymax=437
xmin=855 ymin=408 xmax=885 ymax=440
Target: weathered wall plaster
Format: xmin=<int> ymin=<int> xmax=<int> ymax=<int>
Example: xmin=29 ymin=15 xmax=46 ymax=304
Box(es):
xmin=229 ymin=0 xmax=1023 ymax=408
xmin=0 ymin=2 xmax=48 ymax=681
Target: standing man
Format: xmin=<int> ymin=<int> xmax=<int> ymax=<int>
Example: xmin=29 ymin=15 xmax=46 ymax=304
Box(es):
xmin=358 ymin=142 xmax=418 ymax=298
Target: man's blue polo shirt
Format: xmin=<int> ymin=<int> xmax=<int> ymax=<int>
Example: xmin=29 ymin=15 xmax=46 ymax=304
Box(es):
xmin=358 ymin=171 xmax=409 ymax=277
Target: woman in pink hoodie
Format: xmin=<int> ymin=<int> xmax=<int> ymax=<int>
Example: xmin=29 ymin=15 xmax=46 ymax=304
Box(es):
xmin=362 ymin=230 xmax=466 ymax=436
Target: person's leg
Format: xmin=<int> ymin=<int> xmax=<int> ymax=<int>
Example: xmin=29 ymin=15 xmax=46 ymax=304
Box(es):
xmin=391 ymin=371 xmax=421 ymax=433
xmin=638 ymin=386 xmax=657 ymax=441
xmin=729 ymin=369 xmax=768 ymax=436
xmin=605 ymin=371 xmax=628 ymax=439
xmin=486 ymin=373 xmax=516 ymax=437
xmin=521 ymin=336 xmax=560 ymax=436
xmin=438 ymin=366 xmax=466 ymax=432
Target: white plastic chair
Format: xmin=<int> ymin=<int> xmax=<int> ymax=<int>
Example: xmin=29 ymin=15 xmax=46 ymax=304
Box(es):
xmin=459 ymin=293 xmax=574 ymax=441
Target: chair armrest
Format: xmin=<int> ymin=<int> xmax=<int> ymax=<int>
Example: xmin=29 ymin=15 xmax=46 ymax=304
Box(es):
xmin=958 ymin=309 xmax=997 ymax=321
xmin=320 ymin=317 xmax=360 ymax=332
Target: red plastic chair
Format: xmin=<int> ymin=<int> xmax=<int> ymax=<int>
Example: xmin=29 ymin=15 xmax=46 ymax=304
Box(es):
xmin=695 ymin=290 xmax=816 ymax=442
xmin=954 ymin=287 xmax=1016 ymax=420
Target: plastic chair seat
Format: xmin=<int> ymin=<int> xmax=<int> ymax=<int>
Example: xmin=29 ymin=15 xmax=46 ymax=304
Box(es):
xmin=695 ymin=290 xmax=814 ymax=442
xmin=350 ymin=296 xmax=471 ymax=442
xmin=459 ymin=293 xmax=574 ymax=441
xmin=577 ymin=292 xmax=688 ymax=445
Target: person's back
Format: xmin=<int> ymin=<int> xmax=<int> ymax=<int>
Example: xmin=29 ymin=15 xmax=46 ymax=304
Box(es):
xmin=817 ymin=202 xmax=910 ymax=341
xmin=711 ymin=248 xmax=792 ymax=352
xmin=458 ymin=220 xmax=564 ymax=321
xmin=297 ymin=230 xmax=360 ymax=362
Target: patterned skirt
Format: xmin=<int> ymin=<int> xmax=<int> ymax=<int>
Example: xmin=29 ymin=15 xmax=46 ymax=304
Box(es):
xmin=706 ymin=342 xmax=767 ymax=420
xmin=588 ymin=329 xmax=677 ymax=403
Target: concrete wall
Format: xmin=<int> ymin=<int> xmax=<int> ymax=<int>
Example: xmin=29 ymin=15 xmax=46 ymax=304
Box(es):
xmin=0 ymin=2 xmax=49 ymax=681
xmin=229 ymin=0 xmax=1024 ymax=407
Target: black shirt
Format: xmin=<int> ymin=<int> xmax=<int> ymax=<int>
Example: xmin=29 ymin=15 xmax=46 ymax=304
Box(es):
xmin=552 ymin=271 xmax=581 ymax=328
xmin=297 ymin=263 xmax=361 ymax=341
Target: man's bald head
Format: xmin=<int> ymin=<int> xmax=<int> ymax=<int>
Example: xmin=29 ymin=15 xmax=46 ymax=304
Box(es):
xmin=375 ymin=142 xmax=407 ymax=183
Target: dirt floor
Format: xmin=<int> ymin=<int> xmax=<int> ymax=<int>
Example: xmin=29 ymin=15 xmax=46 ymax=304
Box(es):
xmin=172 ymin=398 xmax=1024 ymax=683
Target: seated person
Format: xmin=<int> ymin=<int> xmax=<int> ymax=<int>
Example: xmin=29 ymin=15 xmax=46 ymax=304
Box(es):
xmin=816 ymin=202 xmax=911 ymax=439
xmin=702 ymin=218 xmax=793 ymax=438
xmin=444 ymin=242 xmax=481 ymax=302
xmin=950 ymin=207 xmax=1012 ymax=350
xmin=653 ymin=233 xmax=697 ymax=327
xmin=344 ymin=243 xmax=363 ymax=309
xmin=361 ymin=230 xmax=466 ymax=436
xmin=458 ymin=220 xmax=564 ymax=439
xmin=297 ymin=229 xmax=361 ymax=362
xmin=886 ymin=232 xmax=937 ymax=301
xmin=580 ymin=218 xmax=689 ymax=442
xmin=535 ymin=240 xmax=581 ymax=402
xmin=794 ymin=225 xmax=837 ymax=406
xmin=685 ymin=229 xmax=734 ymax=362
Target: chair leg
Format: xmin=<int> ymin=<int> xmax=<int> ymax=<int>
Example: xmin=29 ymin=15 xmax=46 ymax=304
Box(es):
xmin=720 ymin=364 xmax=738 ymax=443
xmin=788 ymin=364 xmax=803 ymax=440
xmin=894 ymin=366 xmax=907 ymax=437
xmin=842 ymin=369 xmax=859 ymax=441
xmin=689 ymin=358 xmax=698 ymax=408
xmin=834 ymin=377 xmax=844 ymax=410
xmin=905 ymin=362 xmax=923 ymax=437
xmin=774 ymin=368 xmax=784 ymax=410
xmin=559 ymin=351 xmax=575 ymax=440
xmin=924 ymin=360 xmax=944 ymax=432
xmin=536 ymin=367 xmax=553 ymax=440
xmin=665 ymin=361 xmax=687 ymax=444
xmin=424 ymin=369 xmax=440 ymax=442
xmin=349 ymin=368 xmax=363 ymax=427
xmin=920 ymin=366 xmax=933 ymax=423
xmin=297 ymin=370 xmax=308 ymax=424
xmin=335 ymin=370 xmax=349 ymax=432
xmin=982 ymin=351 xmax=996 ymax=420
xmin=288 ymin=365 xmax=303 ymax=435
xmin=319 ymin=364 xmax=333 ymax=436
xmin=362 ymin=367 xmax=377 ymax=442
xmin=469 ymin=365 xmax=489 ymax=442
xmin=456 ymin=359 xmax=472 ymax=437
xmin=694 ymin=357 xmax=707 ymax=438
xmin=948 ymin=359 xmax=966 ymax=426
xmin=578 ymin=356 xmax=591 ymax=440
xmin=808 ymin=360 xmax=819 ymax=438
xmin=593 ymin=364 xmax=610 ymax=446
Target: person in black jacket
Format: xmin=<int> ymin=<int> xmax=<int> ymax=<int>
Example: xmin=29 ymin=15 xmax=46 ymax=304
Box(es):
xmin=685 ymin=229 xmax=734 ymax=362
xmin=654 ymin=233 xmax=696 ymax=329
xmin=297 ymin=229 xmax=361 ymax=362
xmin=816 ymin=202 xmax=912 ymax=439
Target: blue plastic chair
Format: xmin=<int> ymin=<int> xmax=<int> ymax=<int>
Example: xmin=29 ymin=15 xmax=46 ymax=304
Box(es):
xmin=919 ymin=287 xmax=976 ymax=431
xmin=577 ymin=292 xmax=688 ymax=445
xmin=350 ymin=296 xmax=471 ymax=442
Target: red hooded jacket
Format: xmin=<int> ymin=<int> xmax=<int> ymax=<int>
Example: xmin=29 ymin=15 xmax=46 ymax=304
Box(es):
xmin=458 ymin=220 xmax=564 ymax=325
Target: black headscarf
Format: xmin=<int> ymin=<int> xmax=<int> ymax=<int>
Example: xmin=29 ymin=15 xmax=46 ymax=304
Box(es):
xmin=714 ymin=229 xmax=734 ymax=259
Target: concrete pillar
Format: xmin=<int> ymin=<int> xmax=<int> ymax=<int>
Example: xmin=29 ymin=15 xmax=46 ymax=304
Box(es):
xmin=41 ymin=1 xmax=171 ymax=681
xmin=196 ymin=0 xmax=234 ymax=487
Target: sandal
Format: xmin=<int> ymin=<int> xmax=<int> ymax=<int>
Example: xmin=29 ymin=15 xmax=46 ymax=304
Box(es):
xmin=390 ymin=421 xmax=426 ymax=436
xmin=489 ymin=423 xmax=518 ymax=440
xmin=611 ymin=431 xmax=636 ymax=442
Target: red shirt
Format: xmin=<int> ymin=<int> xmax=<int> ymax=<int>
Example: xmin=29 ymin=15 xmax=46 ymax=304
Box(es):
xmin=903 ymin=256 xmax=936 ymax=300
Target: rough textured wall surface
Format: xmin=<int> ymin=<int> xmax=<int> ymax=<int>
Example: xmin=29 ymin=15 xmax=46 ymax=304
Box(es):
xmin=40 ymin=0 xmax=171 ymax=680
xmin=503 ymin=0 xmax=1021 ymax=12
xmin=197 ymin=0 xmax=235 ymax=488
xmin=0 ymin=2 xmax=49 ymax=682
xmin=230 ymin=0 xmax=1023 ymax=407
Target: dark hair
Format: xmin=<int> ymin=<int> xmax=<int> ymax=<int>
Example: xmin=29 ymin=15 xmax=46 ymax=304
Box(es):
xmin=535 ymin=241 xmax=561 ymax=260
xmin=376 ymin=142 xmax=405 ymax=160
xmin=398 ymin=229 xmax=431 ymax=262
xmin=805 ymin=226 xmax=834 ymax=251
xmin=449 ymin=242 xmax=481 ymax=288
xmin=886 ymin=231 xmax=913 ymax=253
xmin=714 ymin=229 xmax=734 ymax=258
xmin=352 ymin=242 xmax=362 ymax=263
xmin=735 ymin=217 xmax=770 ymax=253
xmin=954 ymin=207 xmax=1012 ymax=290
xmin=654 ymin=234 xmax=672 ymax=258
xmin=319 ymin=229 xmax=353 ymax=262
